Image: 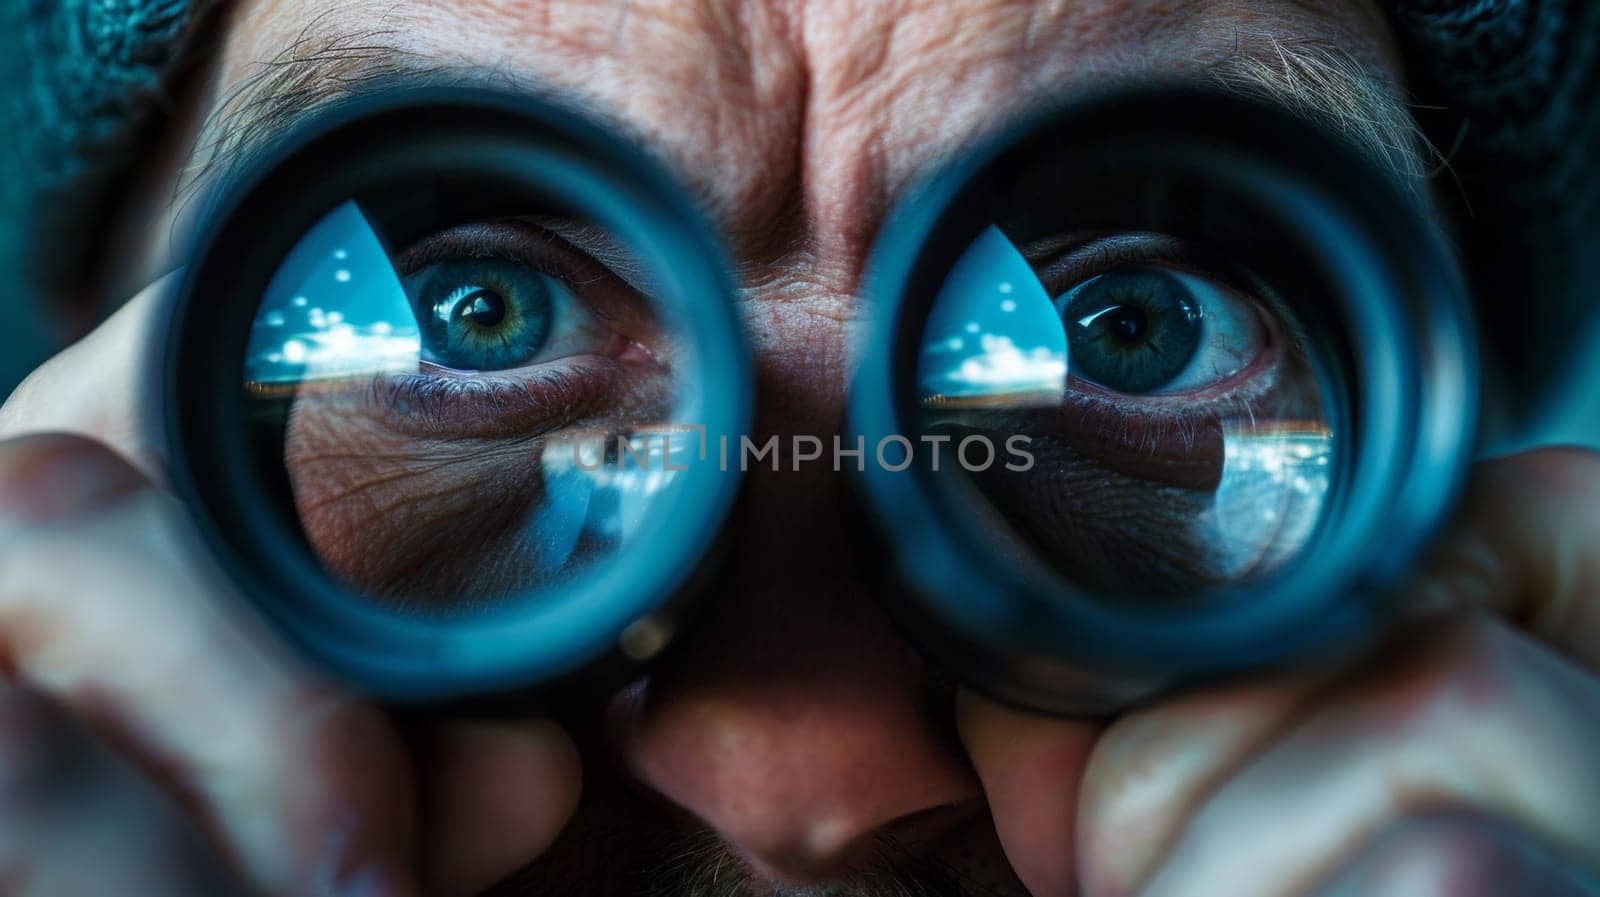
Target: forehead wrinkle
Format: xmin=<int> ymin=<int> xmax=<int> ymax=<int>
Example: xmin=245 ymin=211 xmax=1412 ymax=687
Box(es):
xmin=203 ymin=0 xmax=810 ymax=269
xmin=417 ymin=0 xmax=810 ymax=263
xmin=793 ymin=0 xmax=1211 ymax=283
xmin=195 ymin=0 xmax=1412 ymax=302
xmin=792 ymin=0 xmax=1408 ymax=286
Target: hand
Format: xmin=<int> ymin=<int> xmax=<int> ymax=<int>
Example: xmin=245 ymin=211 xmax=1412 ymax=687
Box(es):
xmin=0 ymin=278 xmax=583 ymax=897
xmin=959 ymin=448 xmax=1600 ymax=897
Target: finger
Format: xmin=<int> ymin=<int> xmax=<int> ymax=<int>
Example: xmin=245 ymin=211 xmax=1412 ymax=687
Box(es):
xmin=1079 ymin=448 xmax=1600 ymax=897
xmin=1313 ymin=812 xmax=1600 ymax=897
xmin=0 ymin=274 xmax=172 ymax=481
xmin=1074 ymin=675 xmax=1330 ymax=897
xmin=1416 ymin=447 xmax=1600 ymax=668
xmin=956 ymin=689 xmax=1101 ymax=897
xmin=0 ymin=681 xmax=246 ymax=897
xmin=415 ymin=719 xmax=582 ymax=897
xmin=0 ymin=433 xmax=418 ymax=897
xmin=1134 ymin=614 xmax=1600 ymax=897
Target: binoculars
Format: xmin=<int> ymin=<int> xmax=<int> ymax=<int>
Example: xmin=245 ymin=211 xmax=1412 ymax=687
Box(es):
xmin=165 ymin=86 xmax=1475 ymax=715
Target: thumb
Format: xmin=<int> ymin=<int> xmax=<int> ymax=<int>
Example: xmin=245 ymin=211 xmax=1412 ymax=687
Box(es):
xmin=956 ymin=689 xmax=1101 ymax=897
xmin=0 ymin=433 xmax=419 ymax=896
xmin=415 ymin=718 xmax=582 ymax=897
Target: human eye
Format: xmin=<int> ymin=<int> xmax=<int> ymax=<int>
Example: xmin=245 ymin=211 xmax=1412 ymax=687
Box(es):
xmin=403 ymin=222 xmax=647 ymax=373
xmin=1053 ymin=251 xmax=1265 ymax=398
xmin=1034 ymin=233 xmax=1296 ymax=426
xmin=369 ymin=220 xmax=670 ymax=436
xmin=917 ymin=227 xmax=1331 ymax=597
xmin=411 ymin=255 xmax=584 ymax=372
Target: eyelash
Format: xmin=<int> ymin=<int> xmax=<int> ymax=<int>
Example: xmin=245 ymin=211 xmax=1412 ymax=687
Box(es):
xmin=1058 ymin=363 xmax=1278 ymax=460
xmin=395 ymin=220 xmax=656 ymax=340
xmin=370 ymin=356 xmax=625 ymax=439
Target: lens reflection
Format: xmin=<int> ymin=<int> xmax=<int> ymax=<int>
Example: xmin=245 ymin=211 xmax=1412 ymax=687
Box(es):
xmin=916 ymin=225 xmax=1333 ymax=598
xmin=245 ymin=200 xmax=691 ymax=611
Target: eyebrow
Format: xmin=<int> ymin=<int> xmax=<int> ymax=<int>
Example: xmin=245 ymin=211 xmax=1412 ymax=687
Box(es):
xmin=181 ymin=26 xmax=612 ymax=204
xmin=1210 ymin=37 xmax=1432 ymax=187
xmin=180 ymin=29 xmax=424 ymax=207
xmin=183 ymin=24 xmax=1431 ymax=229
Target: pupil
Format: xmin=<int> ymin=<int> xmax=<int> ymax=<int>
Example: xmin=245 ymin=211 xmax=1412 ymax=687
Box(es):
xmin=1106 ymin=307 xmax=1147 ymax=343
xmin=459 ymin=289 xmax=506 ymax=327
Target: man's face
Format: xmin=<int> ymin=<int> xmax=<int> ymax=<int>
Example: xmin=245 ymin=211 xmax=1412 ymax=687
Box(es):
xmin=129 ymin=2 xmax=1412 ymax=894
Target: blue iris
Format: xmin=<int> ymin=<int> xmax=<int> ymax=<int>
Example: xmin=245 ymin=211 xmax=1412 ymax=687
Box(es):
xmin=1058 ymin=266 xmax=1203 ymax=394
xmin=408 ymin=258 xmax=554 ymax=371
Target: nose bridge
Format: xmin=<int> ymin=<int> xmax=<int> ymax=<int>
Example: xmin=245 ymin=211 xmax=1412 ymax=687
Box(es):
xmin=729 ymin=258 xmax=860 ymax=576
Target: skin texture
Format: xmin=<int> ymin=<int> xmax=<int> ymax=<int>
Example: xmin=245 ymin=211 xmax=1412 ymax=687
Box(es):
xmin=2 ymin=2 xmax=1599 ymax=897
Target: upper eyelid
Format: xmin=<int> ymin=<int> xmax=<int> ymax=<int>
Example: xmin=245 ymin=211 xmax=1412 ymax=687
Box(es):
xmin=393 ymin=221 xmax=573 ymax=276
xmin=522 ymin=217 xmax=663 ymax=297
xmin=395 ymin=219 xmax=660 ymax=339
xmin=1029 ymin=230 xmax=1313 ymax=356
xmin=1028 ymin=232 xmax=1234 ymax=292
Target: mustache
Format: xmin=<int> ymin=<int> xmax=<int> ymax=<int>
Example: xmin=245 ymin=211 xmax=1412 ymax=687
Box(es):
xmin=483 ymin=825 xmax=1014 ymax=897
xmin=638 ymin=829 xmax=966 ymax=897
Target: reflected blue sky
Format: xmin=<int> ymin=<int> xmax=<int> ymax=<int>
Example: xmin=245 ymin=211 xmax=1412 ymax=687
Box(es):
xmin=918 ymin=225 xmax=1066 ymax=403
xmin=245 ymin=201 xmax=421 ymax=385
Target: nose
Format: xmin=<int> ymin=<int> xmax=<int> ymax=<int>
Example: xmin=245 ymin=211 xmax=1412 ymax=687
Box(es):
xmin=620 ymin=573 xmax=984 ymax=883
xmin=618 ymin=276 xmax=983 ymax=883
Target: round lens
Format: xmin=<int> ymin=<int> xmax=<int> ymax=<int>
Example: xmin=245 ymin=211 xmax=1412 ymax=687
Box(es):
xmin=167 ymin=91 xmax=748 ymax=702
xmin=913 ymin=224 xmax=1334 ymax=599
xmin=851 ymin=88 xmax=1476 ymax=713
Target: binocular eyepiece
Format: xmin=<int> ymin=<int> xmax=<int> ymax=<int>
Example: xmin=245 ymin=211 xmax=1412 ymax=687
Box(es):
xmin=165 ymin=85 xmax=1475 ymax=715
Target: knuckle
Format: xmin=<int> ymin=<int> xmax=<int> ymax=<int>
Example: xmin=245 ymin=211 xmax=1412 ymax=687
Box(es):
xmin=0 ymin=357 xmax=60 ymax=435
xmin=1348 ymin=813 xmax=1587 ymax=897
xmin=0 ymin=433 xmax=147 ymax=527
xmin=1355 ymin=614 xmax=1516 ymax=740
xmin=0 ymin=686 xmax=89 ymax=805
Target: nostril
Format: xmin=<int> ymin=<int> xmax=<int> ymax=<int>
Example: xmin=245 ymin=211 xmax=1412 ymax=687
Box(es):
xmin=739 ymin=798 xmax=987 ymax=886
xmin=879 ymin=797 xmax=987 ymax=849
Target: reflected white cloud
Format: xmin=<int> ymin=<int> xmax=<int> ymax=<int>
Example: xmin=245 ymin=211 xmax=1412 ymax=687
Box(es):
xmin=245 ymin=201 xmax=422 ymax=387
xmin=940 ymin=333 xmax=1066 ymax=393
xmin=258 ymin=324 xmax=421 ymax=376
xmin=917 ymin=225 xmax=1068 ymax=403
xmin=534 ymin=429 xmax=692 ymax=575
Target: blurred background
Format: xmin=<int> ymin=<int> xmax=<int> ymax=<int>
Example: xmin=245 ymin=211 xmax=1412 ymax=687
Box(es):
xmin=1 ymin=0 xmax=1595 ymax=448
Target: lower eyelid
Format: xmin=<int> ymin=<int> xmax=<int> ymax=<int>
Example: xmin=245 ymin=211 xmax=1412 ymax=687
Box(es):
xmin=365 ymin=356 xmax=624 ymax=439
xmin=1035 ymin=397 xmax=1229 ymax=492
xmin=1051 ymin=348 xmax=1288 ymax=487
xmin=1071 ymin=335 xmax=1283 ymax=411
